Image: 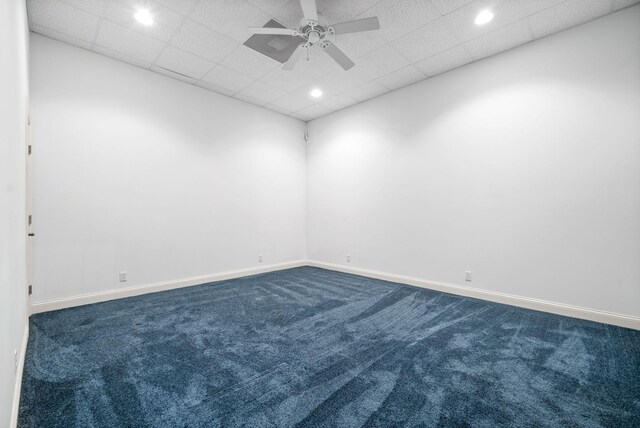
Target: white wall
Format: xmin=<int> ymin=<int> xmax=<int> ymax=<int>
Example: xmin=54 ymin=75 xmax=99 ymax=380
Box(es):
xmin=30 ymin=35 xmax=307 ymax=303
xmin=0 ymin=0 xmax=29 ymax=425
xmin=307 ymin=6 xmax=640 ymax=318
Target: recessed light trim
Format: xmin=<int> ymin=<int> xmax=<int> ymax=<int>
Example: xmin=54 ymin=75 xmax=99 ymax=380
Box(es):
xmin=310 ymin=88 xmax=323 ymax=98
xmin=135 ymin=9 xmax=154 ymax=26
xmin=474 ymin=10 xmax=494 ymax=25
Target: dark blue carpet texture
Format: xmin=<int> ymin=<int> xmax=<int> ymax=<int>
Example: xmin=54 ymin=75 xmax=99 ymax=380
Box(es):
xmin=19 ymin=267 xmax=640 ymax=427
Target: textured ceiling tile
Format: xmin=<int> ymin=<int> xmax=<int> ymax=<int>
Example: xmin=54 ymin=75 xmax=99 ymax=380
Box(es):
xmin=344 ymin=81 xmax=390 ymax=101
xmin=509 ymin=0 xmax=567 ymax=15
xmin=315 ymin=68 xmax=371 ymax=93
xmin=201 ymin=65 xmax=254 ymax=93
xmin=260 ymin=68 xmax=314 ymax=91
xmin=356 ymin=45 xmax=412 ymax=79
xmin=334 ymin=29 xmax=389 ymax=60
xmin=93 ymin=44 xmax=152 ymax=69
xmin=220 ymin=45 xmax=281 ymax=79
xmin=237 ymin=81 xmax=288 ymax=103
xmin=59 ymin=0 xmax=105 ymax=15
xmin=246 ymin=0 xmax=292 ymax=17
xmin=377 ymin=65 xmax=426 ymax=90
xmin=95 ymin=20 xmax=165 ymax=63
xmin=364 ymin=0 xmax=441 ymax=42
xmin=443 ymin=0 xmax=529 ymax=42
xmin=150 ymin=65 xmax=198 ymax=84
xmin=233 ymin=92 xmax=268 ymax=107
xmin=464 ymin=19 xmax=532 ymax=59
xmin=529 ymin=0 xmax=612 ymax=38
xmin=319 ymin=93 xmax=359 ymax=110
xmin=431 ymin=0 xmax=473 ymax=15
xmin=415 ymin=45 xmax=474 ymax=77
xmin=30 ymin=24 xmax=93 ymax=50
xmin=613 ymin=0 xmax=640 ymax=10
xmin=197 ymin=80 xmax=237 ymax=97
xmin=153 ymin=0 xmax=199 ymax=15
xmin=154 ymin=46 xmax=215 ymax=80
xmin=392 ymin=18 xmax=460 ymax=62
xmin=103 ymin=0 xmax=184 ymax=42
xmin=320 ymin=0 xmax=383 ymax=24
xmin=191 ymin=0 xmax=271 ymax=43
xmin=171 ymin=19 xmax=239 ymax=63
xmin=28 ymin=0 xmax=100 ymax=41
xmin=292 ymin=82 xmax=340 ymax=102
xmin=268 ymin=93 xmax=314 ymax=112
xmin=296 ymin=103 xmax=333 ymax=120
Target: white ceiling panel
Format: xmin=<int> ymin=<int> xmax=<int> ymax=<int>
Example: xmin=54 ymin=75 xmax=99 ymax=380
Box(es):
xmin=155 ymin=46 xmax=215 ymax=80
xmin=95 ymin=20 xmax=165 ymax=63
xmin=201 ymin=65 xmax=254 ymax=93
xmin=415 ymin=45 xmax=474 ymax=77
xmin=392 ymin=19 xmax=460 ymax=62
xmin=171 ymin=20 xmax=238 ymax=63
xmin=377 ymin=65 xmax=426 ymax=90
xmin=464 ymin=19 xmax=532 ymax=59
xmin=28 ymin=0 xmax=637 ymax=121
xmin=29 ymin=0 xmax=101 ymax=41
xmin=529 ymin=0 xmax=612 ymax=38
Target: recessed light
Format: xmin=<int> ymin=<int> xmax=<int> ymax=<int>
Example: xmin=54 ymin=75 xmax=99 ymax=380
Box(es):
xmin=135 ymin=9 xmax=154 ymax=26
xmin=310 ymin=88 xmax=323 ymax=98
xmin=474 ymin=10 xmax=494 ymax=25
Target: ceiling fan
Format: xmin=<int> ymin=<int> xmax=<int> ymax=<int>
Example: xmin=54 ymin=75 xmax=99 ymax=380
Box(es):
xmin=248 ymin=0 xmax=380 ymax=71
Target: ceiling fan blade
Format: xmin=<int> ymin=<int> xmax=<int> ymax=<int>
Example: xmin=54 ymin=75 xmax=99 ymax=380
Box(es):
xmin=330 ymin=17 xmax=380 ymax=35
xmin=248 ymin=27 xmax=298 ymax=36
xmin=300 ymin=0 xmax=318 ymax=22
xmin=322 ymin=42 xmax=355 ymax=71
xmin=283 ymin=44 xmax=307 ymax=71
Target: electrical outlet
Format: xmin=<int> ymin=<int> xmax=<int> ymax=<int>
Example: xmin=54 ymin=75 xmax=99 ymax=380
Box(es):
xmin=119 ymin=271 xmax=127 ymax=282
xmin=258 ymin=255 xmax=263 ymax=263
xmin=346 ymin=254 xmax=351 ymax=263
xmin=465 ymin=271 xmax=472 ymax=282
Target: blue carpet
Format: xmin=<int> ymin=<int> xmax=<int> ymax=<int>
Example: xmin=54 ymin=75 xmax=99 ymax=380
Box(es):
xmin=19 ymin=267 xmax=640 ymax=427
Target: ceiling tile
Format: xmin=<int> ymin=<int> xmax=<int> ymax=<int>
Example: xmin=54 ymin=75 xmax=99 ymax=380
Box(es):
xmin=344 ymin=81 xmax=390 ymax=101
xmin=150 ymin=65 xmax=198 ymax=84
xmin=28 ymin=0 xmax=101 ymax=41
xmin=94 ymin=44 xmax=152 ymax=69
xmin=269 ymin=93 xmax=314 ymax=112
xmin=246 ymin=0 xmax=292 ymax=17
xmin=201 ymin=65 xmax=254 ymax=93
xmin=290 ymin=111 xmax=311 ymax=121
xmin=153 ymin=0 xmax=199 ymax=15
xmin=190 ymin=0 xmax=271 ymax=43
xmin=356 ymin=45 xmax=412 ymax=79
xmin=392 ymin=18 xmax=460 ymax=62
xmin=529 ymin=0 xmax=612 ymax=38
xmin=431 ymin=0 xmax=473 ymax=15
xmin=30 ymin=24 xmax=93 ymax=50
xmin=171 ymin=19 xmax=239 ymax=63
xmin=95 ymin=20 xmax=165 ymax=63
xmin=377 ymin=65 xmax=426 ymax=90
xmin=264 ymin=102 xmax=298 ymax=115
xmin=292 ymin=82 xmax=340 ymax=102
xmin=511 ymin=0 xmax=567 ymax=16
xmin=59 ymin=0 xmax=105 ymax=15
xmin=334 ymin=29 xmax=389 ymax=60
xmin=320 ymin=0 xmax=383 ymax=24
xmin=464 ymin=19 xmax=532 ymax=59
xmin=443 ymin=0 xmax=529 ymax=42
xmin=220 ymin=45 xmax=281 ymax=79
xmin=294 ymin=45 xmax=346 ymax=78
xmin=236 ymin=80 xmax=287 ymax=103
xmin=361 ymin=0 xmax=441 ymax=42
xmin=197 ymin=80 xmax=236 ymax=97
xmin=320 ymin=94 xmax=359 ymax=111
xmin=103 ymin=0 xmax=184 ymax=43
xmin=613 ymin=0 xmax=640 ymax=10
xmin=233 ymin=92 xmax=268 ymax=107
xmin=154 ymin=46 xmax=215 ymax=80
xmin=415 ymin=45 xmax=474 ymax=77
xmin=296 ymin=103 xmax=332 ymax=120
xmin=260 ymin=68 xmax=314 ymax=91
xmin=315 ymin=68 xmax=372 ymax=93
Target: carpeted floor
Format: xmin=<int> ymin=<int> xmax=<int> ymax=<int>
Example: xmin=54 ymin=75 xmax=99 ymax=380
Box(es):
xmin=19 ymin=267 xmax=640 ymax=427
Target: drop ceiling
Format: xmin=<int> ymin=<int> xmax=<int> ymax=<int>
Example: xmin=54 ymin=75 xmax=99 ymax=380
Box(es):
xmin=27 ymin=0 xmax=638 ymax=121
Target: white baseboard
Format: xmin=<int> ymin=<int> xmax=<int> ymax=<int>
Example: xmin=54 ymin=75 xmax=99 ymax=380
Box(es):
xmin=10 ymin=323 xmax=29 ymax=428
xmin=30 ymin=260 xmax=307 ymax=314
xmin=307 ymin=261 xmax=640 ymax=330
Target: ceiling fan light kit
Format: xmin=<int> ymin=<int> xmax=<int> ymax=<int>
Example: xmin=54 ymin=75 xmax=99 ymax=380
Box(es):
xmin=247 ymin=0 xmax=380 ymax=72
